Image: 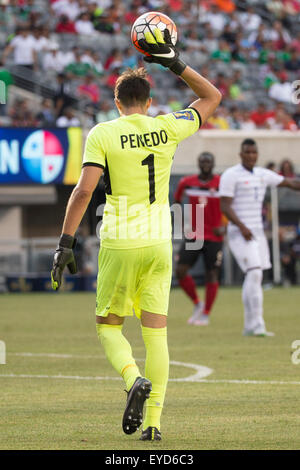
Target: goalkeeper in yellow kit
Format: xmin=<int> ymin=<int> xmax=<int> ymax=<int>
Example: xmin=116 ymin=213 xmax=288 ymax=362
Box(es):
xmin=51 ymin=29 xmax=221 ymax=441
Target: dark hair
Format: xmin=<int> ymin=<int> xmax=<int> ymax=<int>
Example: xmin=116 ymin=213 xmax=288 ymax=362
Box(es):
xmin=266 ymin=161 xmax=276 ymax=170
xmin=241 ymin=138 xmax=257 ymax=150
xmin=199 ymin=151 xmax=215 ymax=162
xmin=114 ymin=68 xmax=150 ymax=107
xmin=279 ymin=159 xmax=294 ymax=175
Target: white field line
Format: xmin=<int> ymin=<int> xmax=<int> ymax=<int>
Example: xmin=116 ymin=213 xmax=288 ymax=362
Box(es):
xmin=2 ymin=352 xmax=300 ymax=385
xmin=5 ymin=352 xmax=213 ymax=382
xmin=1 ymin=374 xmax=300 ymax=385
xmin=9 ymin=352 xmax=102 ymax=359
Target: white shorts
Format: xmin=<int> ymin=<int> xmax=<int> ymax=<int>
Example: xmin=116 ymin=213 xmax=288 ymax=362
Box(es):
xmin=228 ymin=230 xmax=271 ymax=273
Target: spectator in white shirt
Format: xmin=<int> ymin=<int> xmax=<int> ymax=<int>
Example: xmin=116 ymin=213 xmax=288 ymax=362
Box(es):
xmin=202 ymin=28 xmax=219 ymax=55
xmin=52 ymin=0 xmax=81 ymax=21
xmin=80 ymin=49 xmax=104 ymax=75
xmin=32 ymin=27 xmax=51 ymax=53
xmin=239 ymin=7 xmax=261 ymax=32
xmin=43 ymin=43 xmax=66 ymax=73
xmin=91 ymin=51 xmax=104 ymax=75
xmin=2 ymin=28 xmax=37 ymax=70
xmin=248 ymin=23 xmax=269 ymax=45
xmin=56 ymin=107 xmax=80 ymax=127
xmin=90 ymin=0 xmax=113 ymax=9
xmin=265 ymin=21 xmax=291 ymax=44
xmin=268 ymin=72 xmax=293 ymax=103
xmin=61 ymin=46 xmax=79 ymax=68
xmin=185 ymin=29 xmax=203 ymax=52
xmin=52 ymin=0 xmax=69 ymax=16
xmin=81 ymin=48 xmax=96 ymax=66
xmin=75 ymin=12 xmax=97 ymax=35
xmin=201 ymin=4 xmax=226 ymax=33
xmin=227 ymin=11 xmax=240 ymax=32
xmin=240 ymin=110 xmax=257 ymax=130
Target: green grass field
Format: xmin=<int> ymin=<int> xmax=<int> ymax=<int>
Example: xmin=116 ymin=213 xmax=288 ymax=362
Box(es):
xmin=1 ymin=287 xmax=300 ymax=450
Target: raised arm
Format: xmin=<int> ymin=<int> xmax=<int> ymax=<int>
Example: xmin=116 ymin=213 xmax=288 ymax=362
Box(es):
xmin=138 ymin=29 xmax=221 ymax=124
xmin=180 ymin=66 xmax=222 ymax=125
xmin=278 ymin=178 xmax=300 ymax=191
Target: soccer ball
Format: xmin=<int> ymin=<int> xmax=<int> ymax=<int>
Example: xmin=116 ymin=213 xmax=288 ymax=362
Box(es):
xmin=131 ymin=11 xmax=177 ymax=56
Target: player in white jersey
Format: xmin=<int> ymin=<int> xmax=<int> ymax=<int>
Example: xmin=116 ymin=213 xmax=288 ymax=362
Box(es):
xmin=219 ymin=139 xmax=300 ymax=336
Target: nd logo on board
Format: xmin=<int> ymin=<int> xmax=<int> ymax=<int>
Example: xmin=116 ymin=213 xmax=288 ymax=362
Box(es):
xmin=22 ymin=130 xmax=64 ymax=184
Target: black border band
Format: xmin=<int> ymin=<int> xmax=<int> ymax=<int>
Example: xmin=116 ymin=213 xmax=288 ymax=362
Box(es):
xmin=82 ymin=162 xmax=105 ymax=170
xmin=188 ymin=107 xmax=202 ymax=129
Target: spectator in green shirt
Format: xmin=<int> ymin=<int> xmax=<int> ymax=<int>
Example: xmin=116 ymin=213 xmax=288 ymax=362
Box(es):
xmin=259 ymin=41 xmax=276 ymax=64
xmin=64 ymin=51 xmax=93 ymax=79
xmin=0 ymin=64 xmax=13 ymax=115
xmin=211 ymin=40 xmax=232 ymax=63
xmin=276 ymin=47 xmax=291 ymax=64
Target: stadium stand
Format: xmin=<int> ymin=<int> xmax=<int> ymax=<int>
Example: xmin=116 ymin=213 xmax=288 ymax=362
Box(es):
xmin=0 ymin=0 xmax=300 ymax=290
xmin=0 ymin=0 xmax=299 ymax=130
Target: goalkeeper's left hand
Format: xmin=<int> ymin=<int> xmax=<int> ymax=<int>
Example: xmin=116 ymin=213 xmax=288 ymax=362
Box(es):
xmin=138 ymin=28 xmax=186 ymax=76
xmin=51 ymin=234 xmax=77 ymax=290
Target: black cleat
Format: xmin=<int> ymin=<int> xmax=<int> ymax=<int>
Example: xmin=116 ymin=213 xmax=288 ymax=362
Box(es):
xmin=122 ymin=377 xmax=152 ymax=435
xmin=140 ymin=426 xmax=162 ymax=441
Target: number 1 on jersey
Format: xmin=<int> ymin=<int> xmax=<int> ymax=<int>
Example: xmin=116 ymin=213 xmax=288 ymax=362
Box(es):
xmin=142 ymin=153 xmax=156 ymax=204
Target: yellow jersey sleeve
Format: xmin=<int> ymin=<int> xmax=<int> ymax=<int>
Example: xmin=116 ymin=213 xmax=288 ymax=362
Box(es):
xmin=161 ymin=108 xmax=201 ymax=144
xmin=82 ymin=124 xmax=106 ymax=169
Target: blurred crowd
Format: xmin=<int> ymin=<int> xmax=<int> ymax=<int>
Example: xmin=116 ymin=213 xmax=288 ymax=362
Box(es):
xmin=275 ymin=158 xmax=300 ymax=287
xmin=0 ymin=0 xmax=299 ymax=129
xmin=265 ymin=157 xmax=298 ymax=176
xmin=261 ymin=157 xmax=300 ymax=285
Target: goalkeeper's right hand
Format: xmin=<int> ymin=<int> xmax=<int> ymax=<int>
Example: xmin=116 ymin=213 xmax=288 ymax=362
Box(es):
xmin=51 ymin=234 xmax=77 ymax=291
xmin=138 ymin=28 xmax=186 ymax=76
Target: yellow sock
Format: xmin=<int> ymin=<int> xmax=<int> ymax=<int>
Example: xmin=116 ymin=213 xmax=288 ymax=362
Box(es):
xmin=141 ymin=326 xmax=169 ymax=431
xmin=96 ymin=323 xmax=140 ymax=391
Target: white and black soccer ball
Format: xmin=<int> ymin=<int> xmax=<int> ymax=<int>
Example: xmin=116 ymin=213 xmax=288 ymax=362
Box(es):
xmin=131 ymin=11 xmax=177 ymax=55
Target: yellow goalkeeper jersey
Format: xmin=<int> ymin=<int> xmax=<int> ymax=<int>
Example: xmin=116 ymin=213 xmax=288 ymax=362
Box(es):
xmin=83 ymin=108 xmax=201 ymax=249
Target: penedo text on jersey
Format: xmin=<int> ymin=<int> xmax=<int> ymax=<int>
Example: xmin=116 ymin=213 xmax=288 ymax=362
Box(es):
xmin=120 ymin=129 xmax=168 ymax=149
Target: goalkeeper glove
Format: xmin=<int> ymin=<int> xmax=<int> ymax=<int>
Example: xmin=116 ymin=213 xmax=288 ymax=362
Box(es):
xmin=138 ymin=28 xmax=186 ymax=76
xmin=51 ymin=234 xmax=77 ymax=291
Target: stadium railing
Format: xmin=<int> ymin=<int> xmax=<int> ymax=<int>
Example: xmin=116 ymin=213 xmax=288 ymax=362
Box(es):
xmin=2 ymin=232 xmax=298 ymax=293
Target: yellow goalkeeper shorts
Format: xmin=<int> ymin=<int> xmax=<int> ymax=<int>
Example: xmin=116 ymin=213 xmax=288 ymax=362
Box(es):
xmin=96 ymin=241 xmax=172 ymax=318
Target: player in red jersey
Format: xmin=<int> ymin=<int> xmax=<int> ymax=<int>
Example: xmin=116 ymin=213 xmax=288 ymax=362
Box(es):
xmin=174 ymin=152 xmax=226 ymax=325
